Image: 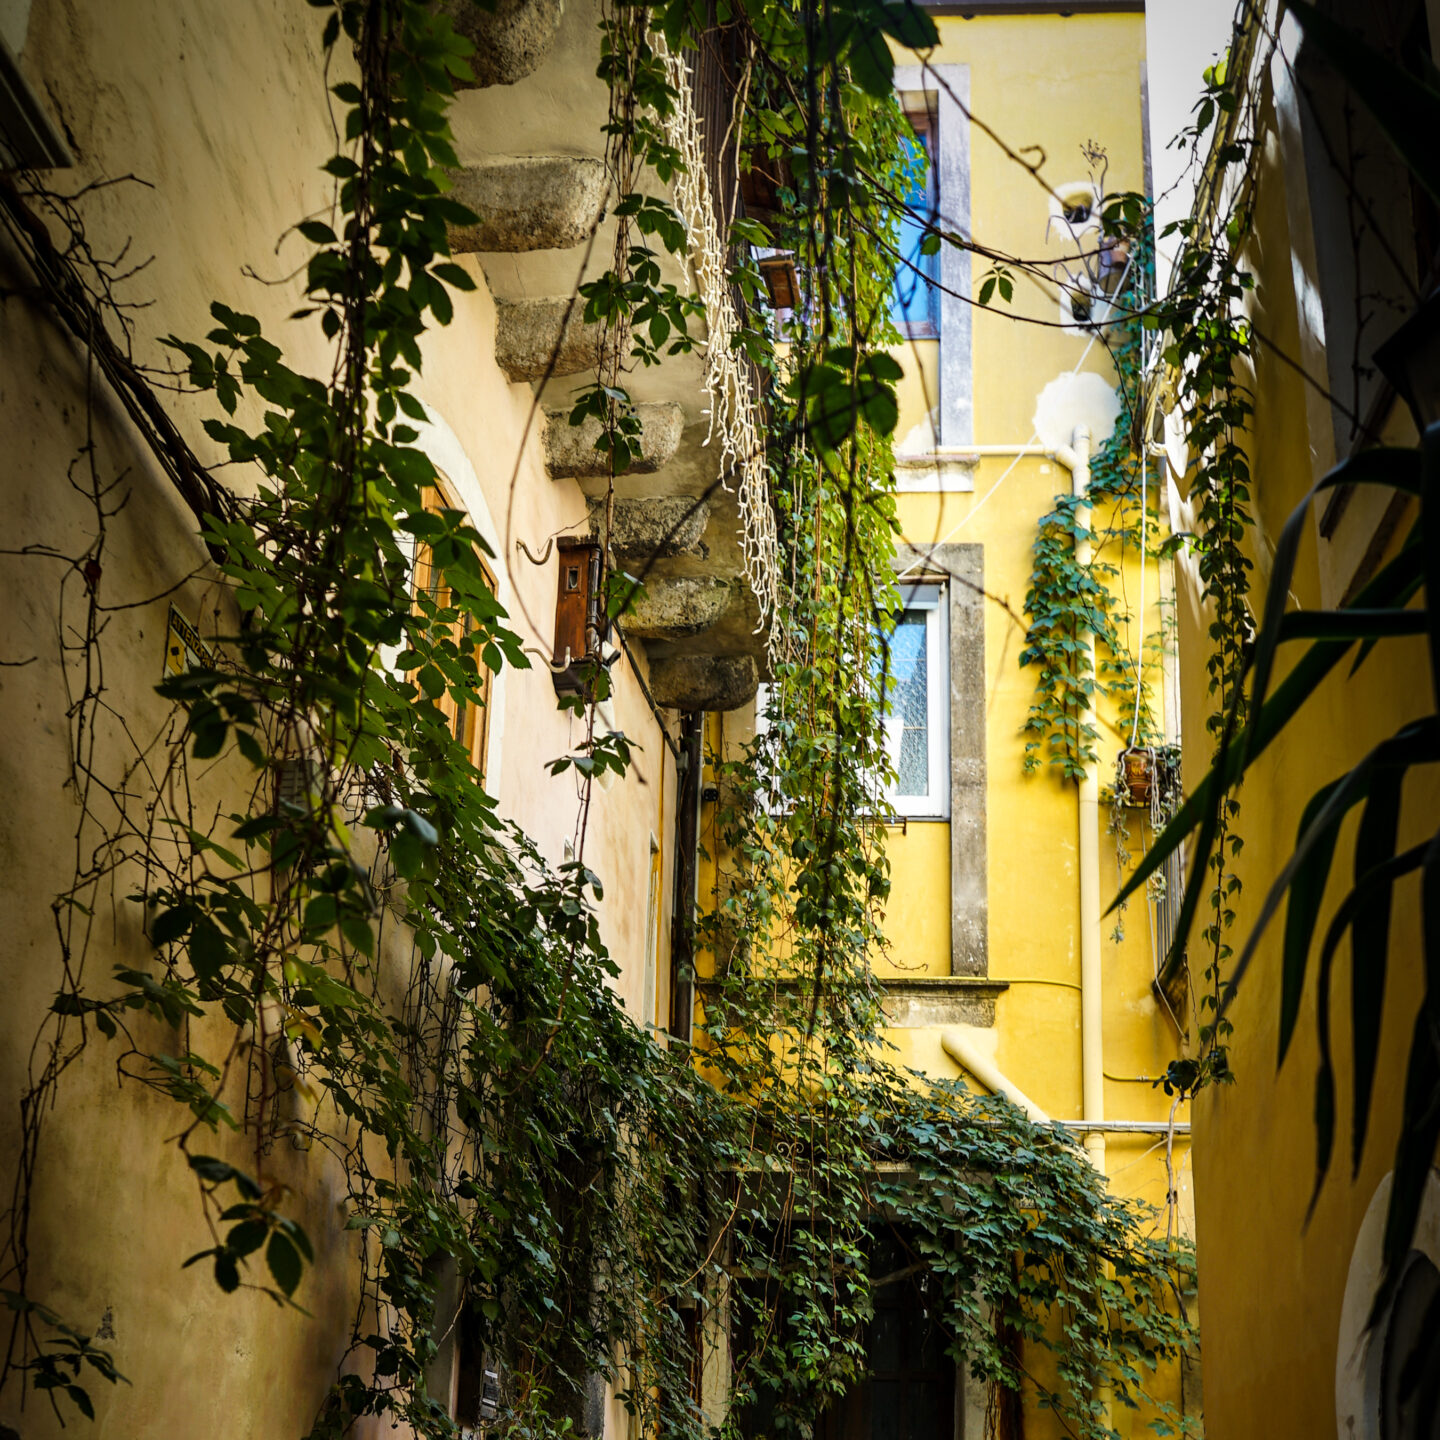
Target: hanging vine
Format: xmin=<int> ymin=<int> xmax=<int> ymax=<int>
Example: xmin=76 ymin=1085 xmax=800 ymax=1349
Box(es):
xmin=1019 ymin=185 xmax=1160 ymax=782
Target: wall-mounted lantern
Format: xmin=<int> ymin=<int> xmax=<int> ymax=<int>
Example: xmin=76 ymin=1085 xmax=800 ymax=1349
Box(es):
xmin=552 ymin=537 xmax=602 ymax=695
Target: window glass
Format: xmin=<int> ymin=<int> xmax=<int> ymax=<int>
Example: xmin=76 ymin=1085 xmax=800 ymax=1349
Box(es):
xmin=890 ymin=119 xmax=939 ymax=332
xmin=413 ymin=482 xmax=497 ymax=784
xmin=875 ymin=585 xmax=947 ymax=819
xmin=887 ymin=614 xmax=930 ymax=798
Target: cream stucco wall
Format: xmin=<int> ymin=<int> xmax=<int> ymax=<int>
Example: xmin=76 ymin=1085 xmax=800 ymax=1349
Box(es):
xmin=0 ymin=3 xmax=677 ymax=1436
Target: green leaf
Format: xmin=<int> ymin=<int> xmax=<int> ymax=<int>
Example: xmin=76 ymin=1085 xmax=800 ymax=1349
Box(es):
xmin=1225 ymin=719 xmax=1440 ymax=1029
xmin=227 ymin=1219 xmax=269 ymax=1258
xmin=1278 ymin=781 xmax=1343 ymax=1067
xmin=189 ymin=1154 xmax=261 ymax=1199
xmin=1246 ymin=443 xmax=1420 ymax=735
xmin=214 ymin=1252 xmax=240 ymax=1293
xmin=401 ymin=809 xmax=439 ymax=846
xmin=391 ymin=829 xmax=424 ymax=879
xmin=432 ymin=262 xmax=476 ymax=291
xmin=340 ymin=910 xmax=375 ymax=957
xmin=1114 ymin=536 xmax=1426 ymax=920
xmin=877 ymin=0 xmax=939 ymax=48
xmin=304 ymin=894 xmax=338 ymax=934
xmin=151 ymin=905 xmax=195 ymax=946
xmin=1276 ymin=610 xmax=1426 ymax=642
xmin=266 ymin=1231 xmax=302 ymax=1296
xmin=190 ymin=921 xmax=229 ymax=984
xmin=846 ymin=26 xmax=895 ymax=98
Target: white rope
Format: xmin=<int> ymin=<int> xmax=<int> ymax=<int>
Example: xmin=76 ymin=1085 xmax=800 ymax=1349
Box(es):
xmin=653 ymin=34 xmax=782 ymax=668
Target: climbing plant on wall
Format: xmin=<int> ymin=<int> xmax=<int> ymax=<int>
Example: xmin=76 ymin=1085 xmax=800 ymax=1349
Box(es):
xmin=1119 ymin=0 xmax=1440 ymax=1312
xmin=1018 ymin=202 xmax=1161 ymax=782
xmin=1009 ymin=24 xmax=1263 ymax=1098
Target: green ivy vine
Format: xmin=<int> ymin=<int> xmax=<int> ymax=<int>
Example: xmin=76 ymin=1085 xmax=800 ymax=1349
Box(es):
xmin=1019 ymin=200 xmax=1161 ymax=781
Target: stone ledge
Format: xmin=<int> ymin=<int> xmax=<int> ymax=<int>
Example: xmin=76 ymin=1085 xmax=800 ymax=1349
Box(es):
xmin=440 ymin=0 xmax=564 ymax=88
xmin=447 ymin=156 xmax=606 ymax=253
xmin=495 ymin=298 xmax=613 ymax=382
xmin=543 ymin=402 xmax=684 ymax=477
xmin=623 ymin=575 xmax=732 ymax=641
xmin=692 ymin=975 xmax=1007 ymax=1029
xmin=590 ymin=496 xmax=710 ymax=563
xmin=648 ymin=654 xmax=757 ymax=712
xmin=893 ymin=449 xmax=978 ymax=494
xmin=878 ymin=976 xmax=1008 ymax=1028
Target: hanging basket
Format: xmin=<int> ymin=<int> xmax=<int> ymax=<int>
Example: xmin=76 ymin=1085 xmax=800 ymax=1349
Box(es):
xmin=1116 ymin=746 xmax=1156 ymax=809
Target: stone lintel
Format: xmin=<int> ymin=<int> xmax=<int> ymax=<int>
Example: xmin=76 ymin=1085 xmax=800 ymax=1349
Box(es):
xmin=692 ymin=975 xmax=1008 ymax=1030
xmin=878 ymin=977 xmax=1008 ymax=1029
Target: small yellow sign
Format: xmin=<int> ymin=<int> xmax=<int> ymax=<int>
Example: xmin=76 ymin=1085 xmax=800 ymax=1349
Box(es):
xmin=164 ymin=606 xmax=213 ymax=677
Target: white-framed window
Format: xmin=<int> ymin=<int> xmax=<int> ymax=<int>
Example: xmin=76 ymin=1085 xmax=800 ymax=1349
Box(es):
xmin=878 ymin=583 xmax=948 ymax=819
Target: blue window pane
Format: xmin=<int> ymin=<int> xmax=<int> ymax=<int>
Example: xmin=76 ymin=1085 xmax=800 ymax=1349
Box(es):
xmin=891 ymin=130 xmax=939 ymax=330
xmin=883 ymin=614 xmax=929 ymax=798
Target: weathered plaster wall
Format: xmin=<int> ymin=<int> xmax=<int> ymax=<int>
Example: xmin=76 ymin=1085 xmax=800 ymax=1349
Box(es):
xmin=0 ymin=3 xmax=676 ymax=1436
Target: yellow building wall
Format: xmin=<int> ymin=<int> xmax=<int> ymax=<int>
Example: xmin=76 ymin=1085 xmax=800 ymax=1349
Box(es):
xmin=883 ymin=11 xmax=1195 ymax=1433
xmin=1170 ymin=80 xmax=1437 ymax=1440
xmin=884 ymin=6 xmax=1190 ymax=1200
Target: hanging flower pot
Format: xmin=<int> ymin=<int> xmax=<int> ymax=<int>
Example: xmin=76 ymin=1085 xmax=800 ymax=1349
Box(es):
xmin=1117 ymin=746 xmax=1156 ymax=808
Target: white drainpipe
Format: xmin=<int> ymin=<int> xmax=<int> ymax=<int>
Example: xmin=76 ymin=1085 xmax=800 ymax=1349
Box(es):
xmin=939 ymin=1028 xmax=1051 ymax=1125
xmin=1050 ymin=426 xmax=1106 ymax=1177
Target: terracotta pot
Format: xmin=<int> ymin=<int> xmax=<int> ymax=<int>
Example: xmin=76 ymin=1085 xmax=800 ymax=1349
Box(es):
xmin=1118 ymin=746 xmax=1155 ymax=808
